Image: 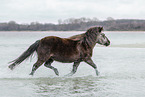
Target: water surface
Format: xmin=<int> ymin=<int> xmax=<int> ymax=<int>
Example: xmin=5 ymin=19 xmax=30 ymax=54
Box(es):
xmin=0 ymin=31 xmax=145 ymax=97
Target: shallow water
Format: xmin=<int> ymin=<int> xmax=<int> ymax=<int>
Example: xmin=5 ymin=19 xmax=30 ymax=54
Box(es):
xmin=0 ymin=31 xmax=145 ymax=97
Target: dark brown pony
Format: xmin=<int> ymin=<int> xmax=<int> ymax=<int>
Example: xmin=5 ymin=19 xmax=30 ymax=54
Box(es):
xmin=9 ymin=27 xmax=110 ymax=76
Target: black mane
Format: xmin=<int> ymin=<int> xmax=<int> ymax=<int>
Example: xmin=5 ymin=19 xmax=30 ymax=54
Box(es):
xmin=82 ymin=27 xmax=103 ymax=47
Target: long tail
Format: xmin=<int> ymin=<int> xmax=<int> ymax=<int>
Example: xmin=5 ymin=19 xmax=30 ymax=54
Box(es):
xmin=8 ymin=40 xmax=40 ymax=70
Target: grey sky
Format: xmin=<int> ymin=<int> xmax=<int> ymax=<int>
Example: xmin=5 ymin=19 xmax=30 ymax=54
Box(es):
xmin=0 ymin=0 xmax=144 ymax=23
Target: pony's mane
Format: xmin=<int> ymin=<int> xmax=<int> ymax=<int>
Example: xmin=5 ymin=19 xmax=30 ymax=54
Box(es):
xmin=82 ymin=27 xmax=103 ymax=47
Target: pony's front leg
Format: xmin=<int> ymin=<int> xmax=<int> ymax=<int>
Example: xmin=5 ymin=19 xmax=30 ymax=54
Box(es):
xmin=65 ymin=61 xmax=80 ymax=76
xmin=29 ymin=60 xmax=44 ymax=76
xmin=85 ymin=58 xmax=99 ymax=76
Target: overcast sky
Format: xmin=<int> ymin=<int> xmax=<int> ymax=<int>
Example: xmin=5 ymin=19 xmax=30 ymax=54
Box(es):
xmin=0 ymin=0 xmax=144 ymax=24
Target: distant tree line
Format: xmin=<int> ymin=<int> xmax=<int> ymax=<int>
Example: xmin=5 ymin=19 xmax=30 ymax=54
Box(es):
xmin=0 ymin=17 xmax=145 ymax=31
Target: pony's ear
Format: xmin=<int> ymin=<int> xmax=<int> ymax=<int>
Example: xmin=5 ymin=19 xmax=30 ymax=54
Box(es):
xmin=98 ymin=27 xmax=103 ymax=33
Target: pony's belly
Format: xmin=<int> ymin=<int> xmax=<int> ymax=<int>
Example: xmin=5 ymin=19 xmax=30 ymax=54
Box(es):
xmin=54 ymin=59 xmax=74 ymax=63
xmin=52 ymin=55 xmax=79 ymax=63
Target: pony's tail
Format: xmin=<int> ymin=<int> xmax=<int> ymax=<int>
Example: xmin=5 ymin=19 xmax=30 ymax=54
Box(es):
xmin=8 ymin=40 xmax=40 ymax=70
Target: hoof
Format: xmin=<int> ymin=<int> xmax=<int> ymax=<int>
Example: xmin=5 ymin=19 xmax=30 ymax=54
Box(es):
xmin=55 ymin=73 xmax=59 ymax=76
xmin=29 ymin=72 xmax=34 ymax=76
xmin=8 ymin=65 xmax=14 ymax=70
xmin=54 ymin=68 xmax=59 ymax=76
xmin=96 ymin=69 xmax=100 ymax=76
xmin=96 ymin=72 xmax=100 ymax=76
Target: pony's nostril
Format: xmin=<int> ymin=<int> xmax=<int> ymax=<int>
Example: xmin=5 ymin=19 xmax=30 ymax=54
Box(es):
xmin=104 ymin=42 xmax=110 ymax=46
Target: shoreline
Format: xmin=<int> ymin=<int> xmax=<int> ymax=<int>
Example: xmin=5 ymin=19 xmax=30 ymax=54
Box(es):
xmin=0 ymin=31 xmax=145 ymax=33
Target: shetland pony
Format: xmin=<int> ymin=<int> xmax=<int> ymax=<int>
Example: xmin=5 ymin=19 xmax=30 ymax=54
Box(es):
xmin=9 ymin=27 xmax=110 ymax=76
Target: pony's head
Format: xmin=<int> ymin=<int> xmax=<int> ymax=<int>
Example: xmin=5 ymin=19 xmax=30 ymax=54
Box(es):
xmin=97 ymin=32 xmax=110 ymax=46
xmin=86 ymin=27 xmax=110 ymax=46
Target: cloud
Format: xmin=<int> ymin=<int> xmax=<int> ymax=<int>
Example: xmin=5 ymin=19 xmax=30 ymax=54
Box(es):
xmin=0 ymin=0 xmax=145 ymax=23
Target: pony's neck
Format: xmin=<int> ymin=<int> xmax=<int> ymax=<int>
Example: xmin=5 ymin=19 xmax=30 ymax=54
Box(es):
xmin=83 ymin=31 xmax=98 ymax=48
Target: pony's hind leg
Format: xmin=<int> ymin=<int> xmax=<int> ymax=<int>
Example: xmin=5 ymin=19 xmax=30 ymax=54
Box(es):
xmin=29 ymin=59 xmax=44 ymax=76
xmin=44 ymin=59 xmax=59 ymax=76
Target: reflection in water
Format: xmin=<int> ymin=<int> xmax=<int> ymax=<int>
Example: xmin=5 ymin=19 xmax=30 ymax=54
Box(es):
xmin=33 ymin=76 xmax=108 ymax=97
xmin=1 ymin=74 xmax=145 ymax=97
xmin=32 ymin=73 xmax=145 ymax=97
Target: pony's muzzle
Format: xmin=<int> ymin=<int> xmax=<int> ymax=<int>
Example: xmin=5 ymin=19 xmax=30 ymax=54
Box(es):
xmin=104 ymin=41 xmax=110 ymax=46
